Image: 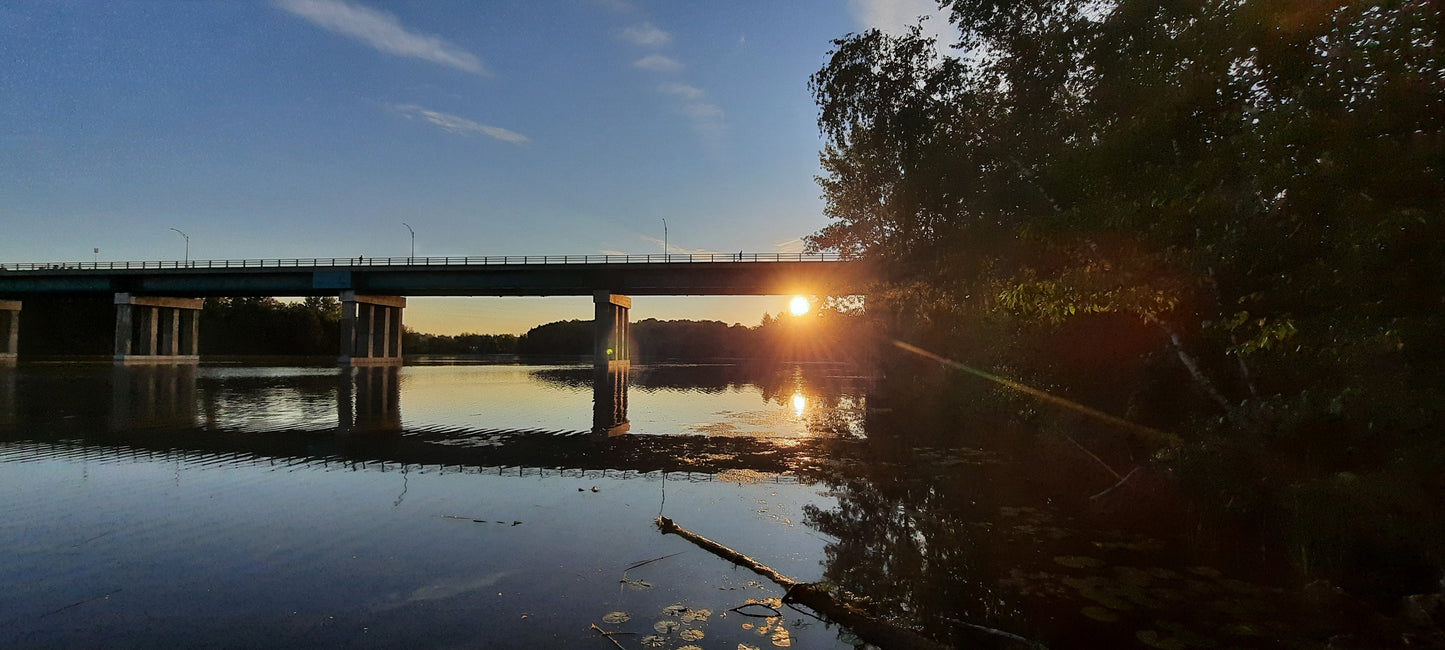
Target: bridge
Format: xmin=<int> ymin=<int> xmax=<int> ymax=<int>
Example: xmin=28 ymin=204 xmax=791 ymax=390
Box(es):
xmin=0 ymin=253 xmax=866 ymax=377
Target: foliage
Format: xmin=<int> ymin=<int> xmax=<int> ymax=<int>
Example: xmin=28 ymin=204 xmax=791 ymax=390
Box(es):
xmin=516 ymin=319 xmax=593 ymax=356
xmin=403 ymin=330 xmax=516 ymax=355
xmin=808 ymin=0 xmax=1445 ymax=595
xmin=514 ymin=312 xmax=869 ymax=362
xmin=200 ymin=296 xmax=339 ymax=355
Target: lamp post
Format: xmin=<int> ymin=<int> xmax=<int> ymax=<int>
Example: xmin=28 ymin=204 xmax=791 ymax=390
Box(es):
xmin=402 ymin=222 xmax=415 ymax=262
xmin=662 ymin=218 xmax=668 ymax=260
xmin=169 ymin=228 xmax=189 ymax=265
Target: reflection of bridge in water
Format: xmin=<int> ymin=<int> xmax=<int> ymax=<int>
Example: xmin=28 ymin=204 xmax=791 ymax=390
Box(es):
xmin=1 ymin=364 xmax=856 ymax=477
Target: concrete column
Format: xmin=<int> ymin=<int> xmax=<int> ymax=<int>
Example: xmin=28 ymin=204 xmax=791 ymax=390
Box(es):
xmin=373 ymin=305 xmax=389 ymax=358
xmin=339 ymin=292 xmax=406 ymax=366
xmin=180 ymin=309 xmax=200 ymax=355
xmin=158 ymin=308 xmax=179 ymax=356
xmin=593 ymin=291 xmax=631 ymax=367
xmin=389 ymin=306 xmax=403 ymax=358
xmin=0 ymin=300 xmax=20 ymax=364
xmin=113 ymin=294 xmax=203 ymax=364
xmin=339 ymin=300 xmax=358 ymax=357
xmin=360 ymin=304 xmax=374 ymax=357
xmin=114 ymin=303 xmax=134 ymax=357
xmin=139 ymin=307 xmax=158 ymax=355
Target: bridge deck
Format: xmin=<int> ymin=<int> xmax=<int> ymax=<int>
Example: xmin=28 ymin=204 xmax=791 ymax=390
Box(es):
xmin=0 ymin=254 xmax=866 ymax=298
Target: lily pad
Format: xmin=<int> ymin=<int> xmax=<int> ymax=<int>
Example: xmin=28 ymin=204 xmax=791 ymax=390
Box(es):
xmin=662 ymin=603 xmax=689 ymax=616
xmin=680 ymin=628 xmax=705 ymax=641
xmin=601 ymin=611 xmax=630 ymax=624
xmin=1081 ymin=605 xmax=1119 ymax=622
xmin=641 ymin=635 xmax=666 ymax=647
xmin=680 ymin=608 xmax=712 ymax=622
xmin=654 ymin=620 xmax=681 ymax=634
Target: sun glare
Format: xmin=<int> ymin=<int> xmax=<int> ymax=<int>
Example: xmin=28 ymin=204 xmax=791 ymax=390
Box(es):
xmin=789 ymin=296 xmax=811 ymax=316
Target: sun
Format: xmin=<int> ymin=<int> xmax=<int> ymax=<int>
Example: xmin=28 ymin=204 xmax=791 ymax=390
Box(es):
xmin=788 ymin=296 xmax=811 ymax=316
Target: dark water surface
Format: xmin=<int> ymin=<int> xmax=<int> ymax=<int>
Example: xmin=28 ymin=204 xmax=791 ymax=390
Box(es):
xmin=0 ymin=362 xmax=1357 ymax=648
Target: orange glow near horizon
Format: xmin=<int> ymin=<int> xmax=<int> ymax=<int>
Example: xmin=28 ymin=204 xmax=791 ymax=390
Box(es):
xmin=402 ymin=295 xmax=802 ymax=336
xmin=788 ymin=296 xmax=811 ymax=316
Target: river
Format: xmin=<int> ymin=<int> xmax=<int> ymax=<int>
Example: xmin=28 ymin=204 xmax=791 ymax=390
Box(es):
xmin=0 ymin=361 xmax=1374 ymax=648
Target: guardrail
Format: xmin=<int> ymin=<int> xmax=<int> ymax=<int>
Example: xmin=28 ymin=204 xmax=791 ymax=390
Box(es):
xmin=0 ymin=252 xmax=844 ymax=272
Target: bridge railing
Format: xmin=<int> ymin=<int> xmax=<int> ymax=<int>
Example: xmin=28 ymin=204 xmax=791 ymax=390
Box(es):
xmin=0 ymin=252 xmax=845 ymax=272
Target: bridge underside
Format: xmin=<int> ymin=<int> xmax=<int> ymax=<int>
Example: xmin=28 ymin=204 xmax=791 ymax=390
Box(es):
xmin=0 ymin=260 xmax=865 ymax=370
xmin=0 ymin=260 xmax=862 ymax=298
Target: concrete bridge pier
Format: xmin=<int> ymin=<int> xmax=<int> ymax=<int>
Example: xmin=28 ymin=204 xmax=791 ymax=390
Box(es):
xmin=593 ymin=292 xmax=631 ymax=366
xmin=592 ymin=292 xmax=631 ymax=436
xmin=0 ymin=300 xmax=19 ymax=365
xmin=339 ymin=292 xmax=405 ymax=366
xmin=114 ymin=294 xmax=202 ymax=364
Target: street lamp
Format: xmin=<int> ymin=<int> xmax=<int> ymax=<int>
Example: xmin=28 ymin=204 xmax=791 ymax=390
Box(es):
xmin=661 ymin=218 xmax=668 ymax=260
xmin=402 ymin=222 xmax=415 ymax=262
xmin=169 ymin=228 xmax=189 ymax=265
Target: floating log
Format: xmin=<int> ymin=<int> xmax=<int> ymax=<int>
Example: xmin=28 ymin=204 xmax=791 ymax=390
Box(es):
xmin=655 ymin=516 xmax=1047 ymax=650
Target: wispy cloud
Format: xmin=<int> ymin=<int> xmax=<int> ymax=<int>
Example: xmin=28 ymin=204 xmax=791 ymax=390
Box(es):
xmin=276 ymin=0 xmax=487 ymax=75
xmin=640 ymin=235 xmax=720 ymax=256
xmin=848 ymin=0 xmax=954 ymax=48
xmin=633 ymin=54 xmax=682 ymax=72
xmin=619 ymin=22 xmax=671 ymax=47
xmin=659 ymin=84 xmax=724 ymax=138
xmin=658 ymin=82 xmax=703 ymax=100
xmin=392 ymin=104 xmax=528 ymax=144
xmin=774 ymin=238 xmax=806 ymax=254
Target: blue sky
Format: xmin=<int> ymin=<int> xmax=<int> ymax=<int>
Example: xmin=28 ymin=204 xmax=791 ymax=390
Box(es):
xmin=1 ymin=0 xmax=950 ymax=334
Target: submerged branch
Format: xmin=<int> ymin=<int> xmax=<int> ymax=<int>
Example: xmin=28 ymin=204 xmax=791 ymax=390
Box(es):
xmin=656 ymin=516 xmax=1046 ymax=650
xmin=893 ymin=340 xmax=1182 ymax=449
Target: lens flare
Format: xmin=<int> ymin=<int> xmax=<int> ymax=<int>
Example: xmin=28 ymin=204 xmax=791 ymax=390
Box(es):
xmin=789 ymin=296 xmax=811 ymax=316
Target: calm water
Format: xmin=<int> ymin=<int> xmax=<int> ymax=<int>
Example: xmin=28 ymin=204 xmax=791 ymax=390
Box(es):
xmin=0 ymin=361 xmax=1356 ymax=648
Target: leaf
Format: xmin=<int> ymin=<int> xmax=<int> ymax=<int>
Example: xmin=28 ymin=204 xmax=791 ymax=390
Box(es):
xmin=680 ymin=608 xmax=712 ymax=623
xmin=680 ymin=628 xmax=705 ymax=641
xmin=601 ymin=611 xmax=630 ymax=624
xmin=661 ymin=603 xmax=689 ymax=616
xmin=653 ymin=620 xmax=681 ymax=634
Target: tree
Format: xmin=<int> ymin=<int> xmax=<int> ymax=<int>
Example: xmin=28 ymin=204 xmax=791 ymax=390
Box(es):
xmin=810 ymin=0 xmax=1444 ymax=425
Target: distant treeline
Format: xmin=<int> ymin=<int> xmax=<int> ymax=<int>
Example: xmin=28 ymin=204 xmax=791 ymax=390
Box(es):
xmin=515 ymin=314 xmax=864 ymax=362
xmin=405 ymin=331 xmax=517 ymax=355
xmin=201 ymin=297 xmax=339 ymax=355
xmin=192 ymin=297 xmax=865 ymax=361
